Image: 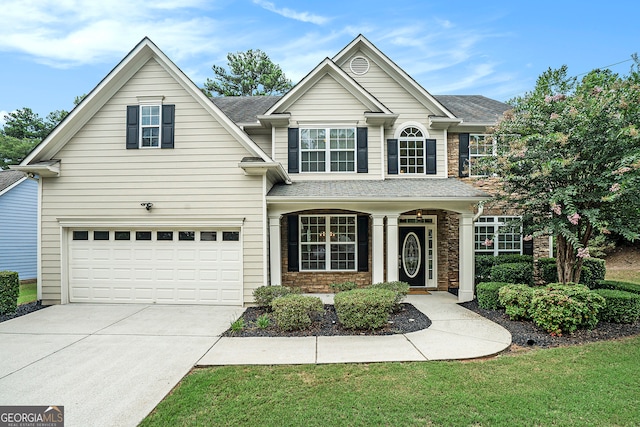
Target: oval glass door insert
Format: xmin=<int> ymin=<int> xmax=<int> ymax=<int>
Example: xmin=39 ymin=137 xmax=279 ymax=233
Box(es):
xmin=402 ymin=232 xmax=421 ymax=278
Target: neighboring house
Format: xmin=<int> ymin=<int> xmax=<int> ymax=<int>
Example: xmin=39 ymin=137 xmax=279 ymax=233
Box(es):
xmin=0 ymin=170 xmax=37 ymax=280
xmin=14 ymin=35 xmax=547 ymax=306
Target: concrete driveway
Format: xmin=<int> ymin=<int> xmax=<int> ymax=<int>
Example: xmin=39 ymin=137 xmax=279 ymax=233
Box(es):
xmin=0 ymin=304 xmax=244 ymax=427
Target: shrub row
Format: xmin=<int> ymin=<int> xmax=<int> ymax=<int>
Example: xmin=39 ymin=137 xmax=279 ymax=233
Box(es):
xmin=594 ymin=280 xmax=640 ymax=295
xmin=592 ymin=289 xmax=640 ymax=323
xmin=253 ymin=285 xmax=300 ymax=309
xmin=475 ymin=254 xmax=533 ymax=283
xmin=476 ymin=282 xmax=513 ymax=310
xmin=538 ymin=257 xmax=606 ymax=288
xmin=0 ymin=271 xmax=19 ymax=315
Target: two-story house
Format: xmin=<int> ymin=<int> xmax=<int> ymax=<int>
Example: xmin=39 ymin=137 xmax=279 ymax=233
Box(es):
xmin=15 ymin=35 xmax=540 ymax=306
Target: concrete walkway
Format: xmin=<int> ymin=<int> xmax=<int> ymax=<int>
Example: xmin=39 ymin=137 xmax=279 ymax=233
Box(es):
xmin=199 ymin=292 xmax=512 ymax=365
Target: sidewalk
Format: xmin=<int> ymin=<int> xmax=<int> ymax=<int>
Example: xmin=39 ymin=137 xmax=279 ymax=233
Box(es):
xmin=198 ymin=292 xmax=512 ymax=365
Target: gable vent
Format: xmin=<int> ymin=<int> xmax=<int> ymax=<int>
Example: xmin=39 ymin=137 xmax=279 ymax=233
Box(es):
xmin=350 ymin=56 xmax=370 ymax=75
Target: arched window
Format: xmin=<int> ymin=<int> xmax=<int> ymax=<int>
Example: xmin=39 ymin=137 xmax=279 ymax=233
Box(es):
xmin=399 ymin=127 xmax=425 ymax=174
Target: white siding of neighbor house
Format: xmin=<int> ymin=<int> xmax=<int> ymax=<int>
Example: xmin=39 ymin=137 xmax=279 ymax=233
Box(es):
xmin=39 ymin=58 xmax=266 ymax=304
xmin=339 ymin=52 xmax=448 ymax=178
xmin=273 ymin=74 xmax=383 ymax=180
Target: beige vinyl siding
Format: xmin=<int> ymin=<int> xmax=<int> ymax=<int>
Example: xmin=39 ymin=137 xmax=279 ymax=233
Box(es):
xmin=245 ymin=131 xmax=272 ymax=155
xmin=341 ymin=52 xmax=448 ymax=178
xmin=40 ymin=58 xmax=266 ymax=304
xmin=273 ymin=74 xmax=382 ymax=180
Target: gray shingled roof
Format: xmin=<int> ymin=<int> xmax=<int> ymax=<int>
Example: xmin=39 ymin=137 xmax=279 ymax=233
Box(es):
xmin=211 ymin=94 xmax=508 ymax=125
xmin=0 ymin=170 xmax=27 ymax=192
xmin=211 ymin=96 xmax=281 ymax=123
xmin=267 ymin=179 xmax=489 ymax=200
xmin=434 ymin=95 xmax=510 ymax=123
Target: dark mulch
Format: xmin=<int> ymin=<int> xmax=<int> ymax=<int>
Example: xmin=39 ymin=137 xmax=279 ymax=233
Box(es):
xmin=222 ymin=303 xmax=431 ymax=337
xmin=460 ymin=299 xmax=640 ymax=349
xmin=0 ymin=301 xmax=48 ymax=323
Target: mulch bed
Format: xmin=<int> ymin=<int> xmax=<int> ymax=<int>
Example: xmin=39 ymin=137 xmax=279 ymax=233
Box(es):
xmin=0 ymin=301 xmax=48 ymax=323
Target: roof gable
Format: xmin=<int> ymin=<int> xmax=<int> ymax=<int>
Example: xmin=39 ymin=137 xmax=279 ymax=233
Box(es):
xmin=0 ymin=170 xmax=27 ymax=195
xmin=21 ymin=38 xmax=273 ymax=165
xmin=332 ymin=35 xmax=456 ymax=119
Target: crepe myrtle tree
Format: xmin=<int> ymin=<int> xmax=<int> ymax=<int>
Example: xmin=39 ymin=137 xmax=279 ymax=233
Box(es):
xmin=486 ymin=60 xmax=640 ymax=284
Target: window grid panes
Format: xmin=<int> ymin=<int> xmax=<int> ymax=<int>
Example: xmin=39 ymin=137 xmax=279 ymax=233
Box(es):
xmin=301 ymin=128 xmax=355 ymax=172
xmin=300 ymin=215 xmax=356 ymax=271
xmin=469 ymin=134 xmax=495 ymax=177
xmin=140 ymin=105 xmax=160 ymax=148
xmin=474 ymin=216 xmax=522 ymax=256
xmin=399 ymin=127 xmax=425 ymax=174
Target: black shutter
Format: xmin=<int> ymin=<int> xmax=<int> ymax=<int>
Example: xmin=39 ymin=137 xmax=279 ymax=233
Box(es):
xmin=357 ymin=127 xmax=368 ymax=173
xmin=357 ymin=215 xmax=369 ymax=272
xmin=459 ymin=133 xmax=470 ymax=177
xmin=523 ymin=220 xmax=534 ymax=255
xmin=288 ymin=128 xmax=299 ymax=173
xmin=126 ymin=106 xmax=139 ymax=149
xmin=425 ymin=138 xmax=436 ymax=175
xmin=161 ymin=104 xmax=175 ymax=149
xmin=387 ymin=139 xmax=398 ymax=174
xmin=287 ymin=215 xmax=299 ymax=272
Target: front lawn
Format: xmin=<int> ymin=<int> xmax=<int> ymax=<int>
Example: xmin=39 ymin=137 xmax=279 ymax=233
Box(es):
xmin=18 ymin=281 xmax=37 ymax=305
xmin=606 ymin=269 xmax=640 ymax=284
xmin=141 ymin=335 xmax=640 ymax=427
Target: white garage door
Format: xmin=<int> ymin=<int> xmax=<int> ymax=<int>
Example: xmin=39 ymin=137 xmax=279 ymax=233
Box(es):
xmin=68 ymin=229 xmax=242 ymax=305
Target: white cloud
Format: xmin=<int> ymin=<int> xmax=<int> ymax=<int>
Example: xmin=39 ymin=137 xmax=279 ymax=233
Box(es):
xmin=253 ymin=0 xmax=330 ymax=25
xmin=0 ymin=111 xmax=8 ymax=127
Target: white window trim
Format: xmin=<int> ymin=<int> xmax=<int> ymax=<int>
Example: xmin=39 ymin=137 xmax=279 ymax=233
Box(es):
xmin=299 ymin=214 xmax=357 ymax=271
xmin=394 ymin=122 xmax=430 ymax=175
xmin=474 ymin=215 xmax=523 ymax=256
xmin=300 ymin=127 xmax=357 ymax=173
xmin=137 ymin=96 xmax=165 ymax=149
xmin=469 ymin=133 xmax=496 ymax=177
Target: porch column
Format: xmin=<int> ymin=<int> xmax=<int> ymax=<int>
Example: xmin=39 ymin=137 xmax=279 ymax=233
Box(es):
xmin=387 ymin=215 xmax=399 ymax=282
xmin=459 ymin=213 xmax=475 ymax=302
xmin=269 ymin=214 xmax=282 ymax=286
xmin=372 ymin=215 xmax=385 ymax=284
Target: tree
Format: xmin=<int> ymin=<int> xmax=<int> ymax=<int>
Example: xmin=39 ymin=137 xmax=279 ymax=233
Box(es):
xmin=203 ymin=49 xmax=293 ymax=97
xmin=2 ymin=108 xmax=47 ymax=140
xmin=488 ymin=61 xmax=640 ymax=284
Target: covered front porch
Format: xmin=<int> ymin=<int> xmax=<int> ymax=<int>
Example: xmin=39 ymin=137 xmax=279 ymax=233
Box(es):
xmin=266 ymin=179 xmax=490 ymax=302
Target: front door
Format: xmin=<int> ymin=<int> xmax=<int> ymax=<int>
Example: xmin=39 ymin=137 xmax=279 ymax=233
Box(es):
xmin=399 ymin=226 xmax=426 ymax=287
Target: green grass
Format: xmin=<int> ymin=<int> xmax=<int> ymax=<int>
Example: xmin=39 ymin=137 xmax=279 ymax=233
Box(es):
xmin=141 ymin=336 xmax=640 ymax=427
xmin=606 ymin=269 xmax=640 ymax=284
xmin=17 ymin=281 xmax=37 ymax=305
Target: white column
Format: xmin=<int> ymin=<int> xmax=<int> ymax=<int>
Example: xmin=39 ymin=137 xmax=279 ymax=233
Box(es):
xmin=269 ymin=215 xmax=282 ymax=286
xmin=458 ymin=213 xmax=475 ymax=302
xmin=387 ymin=215 xmax=399 ymax=282
xmin=372 ymin=215 xmax=385 ymax=284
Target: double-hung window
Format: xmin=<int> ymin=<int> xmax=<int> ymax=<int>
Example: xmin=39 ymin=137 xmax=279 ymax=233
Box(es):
xmin=300 ymin=128 xmax=356 ymax=172
xmin=399 ymin=127 xmax=425 ymax=174
xmin=469 ymin=134 xmax=496 ymax=177
xmin=474 ymin=216 xmax=522 ymax=256
xmin=300 ymin=215 xmax=356 ymax=271
xmin=140 ymin=105 xmax=161 ymax=148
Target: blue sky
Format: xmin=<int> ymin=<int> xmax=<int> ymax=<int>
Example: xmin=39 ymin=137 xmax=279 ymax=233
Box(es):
xmin=1 ymin=0 xmax=638 ymax=123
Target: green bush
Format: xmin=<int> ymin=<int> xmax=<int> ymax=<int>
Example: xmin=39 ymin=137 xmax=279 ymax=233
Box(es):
xmin=593 ymin=289 xmax=640 ymax=323
xmin=369 ymin=281 xmax=410 ymax=311
xmin=0 ymin=271 xmax=19 ymax=315
xmin=529 ymin=284 xmax=605 ymax=335
xmin=537 ymin=257 xmax=606 ymax=287
xmin=271 ymin=295 xmax=323 ymax=331
xmin=476 ymin=282 xmax=512 ymax=310
xmin=498 ymin=284 xmax=534 ymax=320
xmin=334 ymin=288 xmax=396 ymax=330
xmin=253 ymin=285 xmax=298 ymax=309
xmin=537 ymin=258 xmax=558 ymax=284
xmin=490 ymin=262 xmax=534 ymax=286
xmin=329 ymin=281 xmax=358 ymax=292
xmin=475 ymin=254 xmax=534 ymax=284
xmin=595 ymin=280 xmax=640 ymax=295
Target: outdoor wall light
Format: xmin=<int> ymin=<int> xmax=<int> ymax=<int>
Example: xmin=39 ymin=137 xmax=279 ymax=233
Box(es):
xmin=141 ymin=202 xmax=154 ymax=211
xmin=416 ymin=209 xmax=422 ymax=219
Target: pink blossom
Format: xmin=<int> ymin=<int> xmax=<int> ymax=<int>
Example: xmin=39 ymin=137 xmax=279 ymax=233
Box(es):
xmin=610 ymin=183 xmax=621 ymax=192
xmin=577 ymin=247 xmax=590 ymax=258
xmin=593 ymin=86 xmax=603 ymax=94
xmin=601 ymin=228 xmax=611 ymax=235
xmin=614 ymin=166 xmax=631 ymax=175
xmin=483 ymin=238 xmax=493 ymax=247
xmin=545 ymin=94 xmax=566 ymax=103
xmin=523 ymin=235 xmax=533 ymax=241
xmin=551 ymin=203 xmax=562 ymax=215
xmin=567 ymin=213 xmax=581 ymax=225
xmin=550 ymin=113 xmax=560 ymax=120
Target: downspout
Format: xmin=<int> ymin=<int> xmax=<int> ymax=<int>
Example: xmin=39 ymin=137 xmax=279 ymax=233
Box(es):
xmin=473 ymin=201 xmax=485 ymax=222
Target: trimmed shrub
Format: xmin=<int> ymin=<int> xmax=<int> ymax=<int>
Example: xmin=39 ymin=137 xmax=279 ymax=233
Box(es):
xmin=498 ymin=284 xmax=534 ymax=320
xmin=271 ymin=294 xmax=323 ymax=331
xmin=475 ymin=254 xmax=534 ymax=284
xmin=490 ymin=262 xmax=534 ymax=286
xmin=595 ymin=280 xmax=640 ymax=295
xmin=334 ymin=288 xmax=396 ymax=330
xmin=253 ymin=285 xmax=298 ymax=309
xmin=329 ymin=281 xmax=358 ymax=293
xmin=529 ymin=284 xmax=605 ymax=335
xmin=593 ymin=289 xmax=640 ymax=323
xmin=476 ymin=282 xmax=511 ymax=310
xmin=537 ymin=257 xmax=606 ymax=287
xmin=0 ymin=271 xmax=19 ymax=315
xmin=369 ymin=281 xmax=410 ymax=311
xmin=537 ymin=258 xmax=558 ymax=284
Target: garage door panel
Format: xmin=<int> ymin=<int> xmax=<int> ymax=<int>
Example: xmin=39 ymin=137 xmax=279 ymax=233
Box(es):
xmin=69 ymin=228 xmax=243 ymax=305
